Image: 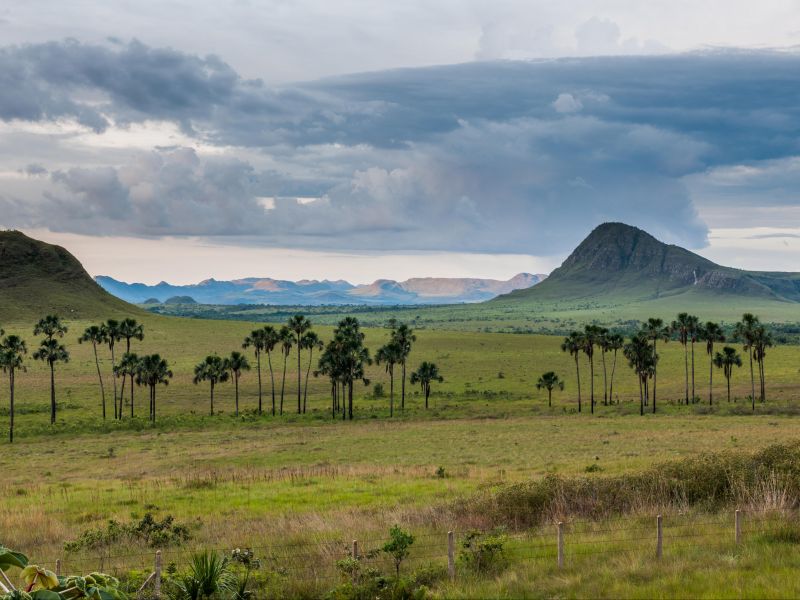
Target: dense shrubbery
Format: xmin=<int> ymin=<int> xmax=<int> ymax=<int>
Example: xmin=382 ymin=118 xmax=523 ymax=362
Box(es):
xmin=64 ymin=514 xmax=190 ymax=552
xmin=477 ymin=443 xmax=800 ymax=528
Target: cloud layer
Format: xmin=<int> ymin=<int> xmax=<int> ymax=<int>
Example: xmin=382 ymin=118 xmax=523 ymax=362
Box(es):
xmin=3 ymin=40 xmax=800 ymax=254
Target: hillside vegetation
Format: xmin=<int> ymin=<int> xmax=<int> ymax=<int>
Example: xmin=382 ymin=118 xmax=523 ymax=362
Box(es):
xmin=0 ymin=231 xmax=141 ymax=322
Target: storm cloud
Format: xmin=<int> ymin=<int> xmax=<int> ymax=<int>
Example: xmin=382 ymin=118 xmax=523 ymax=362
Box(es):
xmin=3 ymin=40 xmax=800 ymax=254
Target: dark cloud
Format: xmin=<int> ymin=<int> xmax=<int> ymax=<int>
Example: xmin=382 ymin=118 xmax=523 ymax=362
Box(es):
xmin=4 ymin=41 xmax=800 ymax=252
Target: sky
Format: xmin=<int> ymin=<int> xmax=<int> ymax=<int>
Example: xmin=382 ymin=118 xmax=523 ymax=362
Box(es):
xmin=2 ymin=1 xmax=800 ymax=284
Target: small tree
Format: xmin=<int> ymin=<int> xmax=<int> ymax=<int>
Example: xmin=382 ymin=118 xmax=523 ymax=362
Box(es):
xmin=79 ymin=325 xmax=108 ymax=419
xmin=382 ymin=525 xmax=414 ymax=578
xmin=410 ymin=362 xmax=443 ymax=409
xmin=535 ymin=371 xmax=564 ymax=407
xmin=32 ymin=338 xmax=69 ymax=425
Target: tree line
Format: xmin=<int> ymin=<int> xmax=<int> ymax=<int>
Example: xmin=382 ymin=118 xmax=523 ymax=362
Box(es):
xmin=0 ymin=315 xmax=444 ymax=442
xmin=547 ymin=313 xmax=773 ymax=415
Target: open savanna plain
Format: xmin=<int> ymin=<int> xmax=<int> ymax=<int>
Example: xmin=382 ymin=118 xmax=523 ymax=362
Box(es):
xmin=4 ymin=313 xmax=800 ymax=597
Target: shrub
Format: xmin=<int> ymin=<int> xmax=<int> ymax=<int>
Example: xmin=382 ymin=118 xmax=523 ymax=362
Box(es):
xmin=64 ymin=513 xmax=191 ymax=552
xmin=458 ymin=529 xmax=508 ymax=574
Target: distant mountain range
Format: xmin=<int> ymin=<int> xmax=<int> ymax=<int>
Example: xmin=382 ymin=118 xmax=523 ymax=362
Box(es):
xmin=96 ymin=273 xmax=546 ymax=306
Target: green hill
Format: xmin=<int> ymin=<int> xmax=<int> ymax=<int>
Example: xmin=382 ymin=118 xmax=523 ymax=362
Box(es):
xmin=494 ymin=223 xmax=800 ymax=323
xmin=0 ymin=230 xmax=143 ymax=323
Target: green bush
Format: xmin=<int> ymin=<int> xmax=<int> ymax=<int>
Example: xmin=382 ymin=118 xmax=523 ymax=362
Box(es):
xmin=458 ymin=529 xmax=508 ymax=574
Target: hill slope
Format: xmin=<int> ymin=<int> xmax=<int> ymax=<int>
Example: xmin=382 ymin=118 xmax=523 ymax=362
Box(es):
xmin=0 ymin=231 xmax=143 ymax=322
xmin=497 ymin=223 xmax=800 ymax=315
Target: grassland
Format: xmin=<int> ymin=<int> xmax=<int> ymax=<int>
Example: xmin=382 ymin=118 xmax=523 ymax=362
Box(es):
xmin=2 ymin=311 xmax=800 ymax=597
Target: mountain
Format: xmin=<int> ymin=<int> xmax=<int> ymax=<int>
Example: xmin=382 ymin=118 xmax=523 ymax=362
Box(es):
xmin=0 ymin=230 xmax=141 ymax=322
xmin=96 ymin=273 xmax=546 ymax=306
xmin=498 ymin=222 xmax=800 ymax=308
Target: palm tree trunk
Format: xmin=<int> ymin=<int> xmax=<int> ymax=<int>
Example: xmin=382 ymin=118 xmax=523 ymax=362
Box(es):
xmin=50 ymin=361 xmax=56 ymax=425
xmin=119 ymin=370 xmax=126 ymax=421
xmin=601 ymin=350 xmax=608 ymax=405
xmin=297 ymin=343 xmax=302 ymax=414
xmin=709 ymin=354 xmax=714 ymax=406
xmin=210 ymin=382 xmax=215 ymax=416
xmin=342 ymin=382 xmax=346 ymax=421
xmin=638 ymin=374 xmax=644 ymax=416
xmin=130 ymin=375 xmax=135 ymax=418
xmin=235 ymin=373 xmax=240 ymax=416
xmin=749 ymin=351 xmax=755 ymax=411
xmin=727 ymin=374 xmax=731 ymax=403
xmin=610 ymin=350 xmax=618 ymax=403
xmin=401 ymin=361 xmax=406 ymax=411
xmin=425 ymin=384 xmax=430 ymax=409
xmin=348 ymin=381 xmax=353 ymax=420
xmin=389 ymin=367 xmax=394 ymax=417
xmin=92 ymin=342 xmax=106 ymax=420
xmin=575 ymin=357 xmax=582 ymax=413
xmin=110 ymin=345 xmax=118 ymax=420
xmin=256 ymin=351 xmax=263 ymax=415
xmin=691 ymin=340 xmax=696 ymax=403
xmin=266 ymin=351 xmax=276 ymax=416
xmin=280 ymin=355 xmax=287 ymax=415
xmin=652 ymin=339 xmax=657 ymax=409
xmin=589 ymin=354 xmax=594 ymax=414
xmin=151 ymin=386 xmax=156 ymax=423
xmin=9 ymin=370 xmax=14 ymax=443
xmin=684 ymin=344 xmax=689 ymax=405
xmin=759 ymin=358 xmax=766 ymax=402
xmin=548 ymin=388 xmax=552 ymax=408
xmin=303 ymin=348 xmax=314 ymax=414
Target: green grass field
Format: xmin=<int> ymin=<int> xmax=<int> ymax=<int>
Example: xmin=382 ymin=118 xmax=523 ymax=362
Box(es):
xmin=3 ymin=312 xmax=800 ymax=597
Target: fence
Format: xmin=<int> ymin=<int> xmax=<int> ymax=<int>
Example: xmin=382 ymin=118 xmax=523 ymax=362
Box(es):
xmin=24 ymin=507 xmax=798 ymax=598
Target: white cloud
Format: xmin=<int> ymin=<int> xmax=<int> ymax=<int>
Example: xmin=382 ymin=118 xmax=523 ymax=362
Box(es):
xmin=552 ymin=93 xmax=583 ymax=113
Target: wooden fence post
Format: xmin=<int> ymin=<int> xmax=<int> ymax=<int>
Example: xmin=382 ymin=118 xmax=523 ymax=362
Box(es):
xmin=154 ymin=551 xmax=162 ymax=599
xmin=656 ymin=515 xmax=663 ymax=559
xmin=55 ymin=559 xmax=61 ymax=577
xmin=735 ymin=509 xmax=741 ymax=545
xmin=447 ymin=531 xmax=455 ymax=580
xmin=352 ymin=540 xmax=359 ymax=585
xmin=557 ymin=522 xmax=564 ymax=569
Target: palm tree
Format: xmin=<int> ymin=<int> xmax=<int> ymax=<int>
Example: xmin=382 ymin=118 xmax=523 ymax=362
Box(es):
xmin=315 ymin=343 xmax=342 ymax=419
xmin=582 ymin=325 xmax=603 ymax=413
xmin=101 ymin=319 xmax=122 ymax=419
xmin=670 ymin=313 xmax=693 ymax=405
xmin=135 ymin=354 xmax=173 ymax=423
xmin=193 ymin=355 xmax=229 ymax=416
xmin=79 ymin=325 xmax=108 ymax=419
xmin=713 ymin=346 xmax=742 ymax=403
xmin=115 ymin=353 xmax=141 ymax=418
xmin=606 ymin=333 xmax=624 ymax=404
xmin=32 ymin=338 xmax=69 ymax=425
xmin=536 ymin=371 xmax=564 ymax=407
xmin=243 ymin=328 xmax=268 ymax=414
xmin=375 ymin=340 xmax=402 ymax=417
xmin=410 ymin=362 xmax=443 ymax=409
xmin=752 ymin=325 xmax=773 ymax=403
xmin=300 ymin=330 xmax=323 ymax=414
xmin=642 ymin=318 xmax=669 ymax=410
xmin=118 ymin=318 xmax=144 ymax=420
xmin=624 ymin=333 xmax=656 ymax=416
xmin=561 ymin=332 xmax=583 ymax=412
xmin=687 ymin=315 xmax=700 ymax=402
xmin=329 ymin=318 xmax=371 ymax=420
xmin=735 ymin=313 xmax=759 ymax=411
xmin=596 ymin=328 xmax=610 ymax=405
xmin=278 ymin=326 xmax=293 ymax=415
xmin=224 ymin=351 xmax=251 ymax=416
xmin=0 ymin=334 xmax=27 ymax=443
xmin=287 ymin=315 xmax=312 ymax=414
xmin=702 ymin=322 xmax=725 ymax=405
xmin=263 ymin=326 xmax=281 ymax=416
xmin=390 ymin=321 xmax=416 ymax=412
